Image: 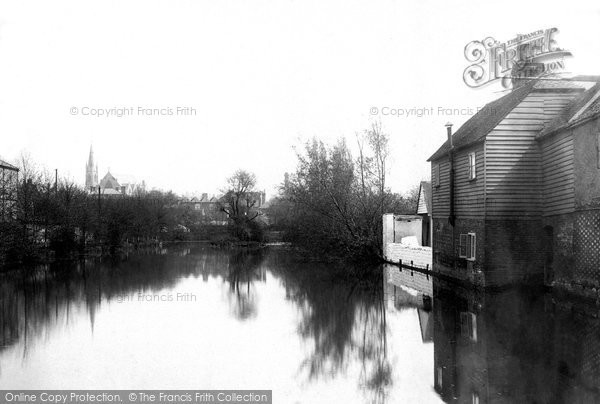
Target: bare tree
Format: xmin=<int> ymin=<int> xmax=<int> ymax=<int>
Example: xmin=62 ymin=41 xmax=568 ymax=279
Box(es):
xmin=218 ymin=170 xmax=263 ymax=241
xmin=220 ymin=170 xmax=260 ymax=221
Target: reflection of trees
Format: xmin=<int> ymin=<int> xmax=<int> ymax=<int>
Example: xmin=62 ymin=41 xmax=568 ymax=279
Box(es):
xmin=1 ymin=246 xmax=392 ymax=402
xmin=264 ymin=251 xmax=392 ymax=403
xmin=0 ymin=246 xmax=254 ymax=361
xmin=225 ymin=249 xmax=266 ymax=321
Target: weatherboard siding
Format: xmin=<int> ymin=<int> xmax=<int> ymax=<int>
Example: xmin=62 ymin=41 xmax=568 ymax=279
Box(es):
xmin=417 ymin=187 xmax=428 ymax=214
xmin=485 ymin=91 xmax=580 ymax=218
xmin=431 ymin=143 xmax=485 ymax=219
xmin=541 ymin=130 xmax=575 ymax=216
xmin=454 ymin=143 xmax=485 ymax=218
xmin=432 ymin=159 xmax=450 ymax=218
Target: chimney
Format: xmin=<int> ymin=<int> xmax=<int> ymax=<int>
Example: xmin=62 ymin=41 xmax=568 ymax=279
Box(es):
xmin=445 ymin=122 xmax=453 ymax=148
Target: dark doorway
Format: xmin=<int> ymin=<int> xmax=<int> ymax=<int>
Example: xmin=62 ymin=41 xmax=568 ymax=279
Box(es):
xmin=543 ymin=225 xmax=554 ymax=285
xmin=421 ymin=215 xmax=431 ymax=247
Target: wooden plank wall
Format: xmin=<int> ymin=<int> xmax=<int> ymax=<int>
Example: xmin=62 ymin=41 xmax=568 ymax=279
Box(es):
xmin=485 ymin=91 xmax=578 ymax=218
xmin=431 ymin=143 xmax=485 ymax=219
xmin=541 ymin=130 xmax=575 ymax=215
xmin=454 ymin=143 xmax=485 ymax=219
xmin=431 ymin=159 xmax=450 ymax=218
xmin=417 ymin=185 xmax=428 ymax=214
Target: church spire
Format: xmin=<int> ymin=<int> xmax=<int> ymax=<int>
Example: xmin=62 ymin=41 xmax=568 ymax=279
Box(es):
xmin=85 ymin=144 xmax=98 ymax=189
xmin=88 ymin=145 xmax=94 ymax=165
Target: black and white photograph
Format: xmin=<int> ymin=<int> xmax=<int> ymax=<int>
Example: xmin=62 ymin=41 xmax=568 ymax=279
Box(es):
xmin=2 ymin=1 xmax=600 ymax=403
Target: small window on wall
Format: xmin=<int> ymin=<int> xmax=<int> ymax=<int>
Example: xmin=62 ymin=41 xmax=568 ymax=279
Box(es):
xmin=434 ymin=164 xmax=440 ymax=187
xmin=460 ymin=311 xmax=478 ymax=342
xmin=472 ymin=392 xmax=480 ymax=404
xmin=468 ymin=152 xmax=476 ymax=180
xmin=459 ymin=233 xmax=476 ymax=260
xmin=436 ymin=366 xmax=443 ymax=388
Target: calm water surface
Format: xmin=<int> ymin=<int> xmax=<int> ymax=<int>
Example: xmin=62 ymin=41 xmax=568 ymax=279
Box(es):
xmin=1 ymin=245 xmax=599 ymax=403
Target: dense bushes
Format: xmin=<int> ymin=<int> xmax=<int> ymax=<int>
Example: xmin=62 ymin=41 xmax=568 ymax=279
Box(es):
xmin=273 ymin=126 xmax=417 ymax=262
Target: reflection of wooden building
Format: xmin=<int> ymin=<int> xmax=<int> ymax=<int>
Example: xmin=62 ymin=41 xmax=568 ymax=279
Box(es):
xmin=433 ymin=280 xmax=600 ymax=403
xmin=0 ymin=158 xmax=19 ymax=222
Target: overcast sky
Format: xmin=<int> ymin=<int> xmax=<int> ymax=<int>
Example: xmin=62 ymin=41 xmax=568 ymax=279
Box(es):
xmin=1 ymin=0 xmax=599 ymax=197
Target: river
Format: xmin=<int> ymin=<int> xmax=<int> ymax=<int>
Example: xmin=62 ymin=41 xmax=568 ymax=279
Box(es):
xmin=1 ymin=244 xmax=598 ymax=403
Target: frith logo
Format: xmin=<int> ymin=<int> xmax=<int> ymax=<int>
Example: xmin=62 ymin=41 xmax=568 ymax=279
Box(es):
xmin=463 ymin=28 xmax=572 ymax=88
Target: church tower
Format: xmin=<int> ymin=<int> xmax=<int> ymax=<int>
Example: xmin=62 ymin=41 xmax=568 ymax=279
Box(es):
xmin=85 ymin=145 xmax=98 ymax=190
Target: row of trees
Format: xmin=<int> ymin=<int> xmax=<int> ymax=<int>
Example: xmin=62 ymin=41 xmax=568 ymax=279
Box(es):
xmin=272 ymin=123 xmax=418 ymax=261
xmin=1 ymin=122 xmax=416 ymax=266
xmin=0 ymin=155 xmax=270 ymax=267
xmin=0 ymin=155 xmax=178 ymax=266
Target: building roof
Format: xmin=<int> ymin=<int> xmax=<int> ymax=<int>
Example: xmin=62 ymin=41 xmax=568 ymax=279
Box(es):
xmin=539 ymin=83 xmax=600 ymax=138
xmin=427 ymin=79 xmax=587 ymax=162
xmin=428 ymin=82 xmax=535 ymax=161
xmin=416 ymin=181 xmax=432 ymax=215
xmin=179 ymin=194 xmax=221 ymax=204
xmin=99 ymin=171 xmax=121 ymax=189
xmin=0 ymin=158 xmax=18 ymax=171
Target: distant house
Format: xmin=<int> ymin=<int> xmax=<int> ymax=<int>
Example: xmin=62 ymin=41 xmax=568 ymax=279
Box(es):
xmin=179 ymin=194 xmax=228 ymax=224
xmin=428 ymin=77 xmax=600 ymax=288
xmin=0 ymin=158 xmax=19 ymax=222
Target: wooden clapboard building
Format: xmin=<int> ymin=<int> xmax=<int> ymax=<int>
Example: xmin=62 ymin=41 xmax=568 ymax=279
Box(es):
xmin=416 ymin=181 xmax=432 ymax=247
xmin=538 ymin=81 xmax=600 ymax=292
xmin=428 ymin=77 xmax=600 ymax=288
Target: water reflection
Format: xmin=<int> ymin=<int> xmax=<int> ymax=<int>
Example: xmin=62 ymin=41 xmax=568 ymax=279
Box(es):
xmin=5 ymin=246 xmax=598 ymax=402
xmin=274 ymin=257 xmax=392 ymax=402
xmin=432 ymin=280 xmax=600 ymax=403
xmin=226 ymin=250 xmax=266 ymax=320
xmin=1 ymin=245 xmax=438 ymax=403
